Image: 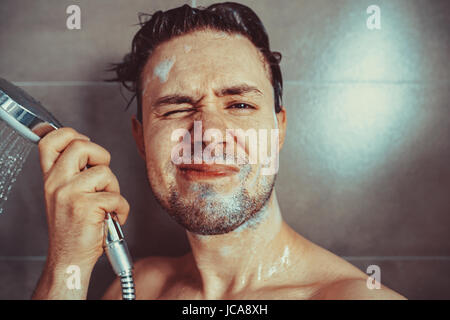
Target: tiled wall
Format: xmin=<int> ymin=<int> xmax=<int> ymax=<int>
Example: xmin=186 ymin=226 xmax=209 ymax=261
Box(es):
xmin=0 ymin=0 xmax=448 ymax=299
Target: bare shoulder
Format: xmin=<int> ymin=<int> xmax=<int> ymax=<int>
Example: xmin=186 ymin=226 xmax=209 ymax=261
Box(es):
xmin=284 ymin=233 xmax=406 ymax=300
xmin=314 ymin=278 xmax=407 ymax=300
xmin=305 ymin=242 xmax=406 ymax=300
xmin=102 ymin=255 xmax=185 ymax=300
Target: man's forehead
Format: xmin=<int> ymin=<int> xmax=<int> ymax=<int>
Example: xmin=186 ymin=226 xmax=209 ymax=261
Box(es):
xmin=141 ymin=30 xmax=271 ymax=97
xmin=148 ymin=30 xmax=254 ymax=62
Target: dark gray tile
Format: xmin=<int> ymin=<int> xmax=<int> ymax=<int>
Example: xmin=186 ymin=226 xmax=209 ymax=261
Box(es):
xmin=2 ymin=0 xmax=448 ymax=83
xmin=0 ymin=260 xmax=45 ymax=299
xmin=0 ymin=257 xmax=115 ymax=299
xmin=346 ymin=258 xmax=450 ymax=299
xmin=277 ymin=83 xmax=450 ymax=256
xmin=197 ymin=0 xmax=450 ymax=83
xmin=0 ymin=147 xmax=48 ymax=256
xmin=0 ymin=0 xmax=188 ymax=81
xmin=88 ymin=255 xmax=116 ymax=300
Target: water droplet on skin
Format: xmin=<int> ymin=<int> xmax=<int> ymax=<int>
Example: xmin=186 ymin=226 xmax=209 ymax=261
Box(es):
xmin=257 ymin=264 xmax=262 ymax=281
xmin=262 ymin=245 xmax=290 ymax=280
xmin=281 ymin=245 xmax=290 ymax=266
xmin=267 ymin=266 xmax=277 ymax=277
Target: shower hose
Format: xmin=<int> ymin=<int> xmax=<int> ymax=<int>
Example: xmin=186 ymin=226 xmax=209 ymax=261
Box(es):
xmin=120 ymin=272 xmax=136 ymax=300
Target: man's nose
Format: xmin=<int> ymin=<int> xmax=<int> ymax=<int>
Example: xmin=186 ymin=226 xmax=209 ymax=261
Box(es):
xmin=187 ymin=109 xmax=231 ymax=160
xmin=189 ymin=109 xmax=229 ymax=140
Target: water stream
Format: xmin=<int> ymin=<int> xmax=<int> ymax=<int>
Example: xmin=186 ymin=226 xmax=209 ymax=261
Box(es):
xmin=0 ymin=122 xmax=34 ymax=214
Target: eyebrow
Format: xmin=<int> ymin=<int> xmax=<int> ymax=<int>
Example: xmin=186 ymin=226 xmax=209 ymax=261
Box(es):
xmin=215 ymin=84 xmax=263 ymax=97
xmin=152 ymin=83 xmax=263 ymax=108
xmin=153 ymin=95 xmax=196 ymax=108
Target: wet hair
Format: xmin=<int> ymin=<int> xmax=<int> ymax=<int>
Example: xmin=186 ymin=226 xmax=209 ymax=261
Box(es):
xmin=109 ymin=2 xmax=283 ymax=122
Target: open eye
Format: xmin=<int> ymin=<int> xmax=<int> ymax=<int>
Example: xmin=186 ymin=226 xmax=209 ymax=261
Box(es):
xmin=227 ymin=103 xmax=256 ymax=110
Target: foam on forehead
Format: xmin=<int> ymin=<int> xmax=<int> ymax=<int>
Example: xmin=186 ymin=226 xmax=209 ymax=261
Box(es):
xmin=153 ymin=56 xmax=176 ymax=83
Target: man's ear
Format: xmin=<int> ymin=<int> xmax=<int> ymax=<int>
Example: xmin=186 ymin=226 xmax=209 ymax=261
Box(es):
xmin=131 ymin=115 xmax=146 ymax=160
xmin=276 ymin=107 xmax=287 ymax=151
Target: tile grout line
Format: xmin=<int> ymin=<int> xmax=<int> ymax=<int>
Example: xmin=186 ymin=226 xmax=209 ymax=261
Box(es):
xmin=0 ymin=256 xmax=47 ymax=261
xmin=13 ymin=81 xmax=118 ymax=87
xmin=342 ymin=256 xmax=450 ymax=261
xmin=285 ymin=80 xmax=446 ymax=86
xmin=0 ymin=256 xmax=450 ymax=262
xmin=10 ymin=80 xmax=440 ymax=87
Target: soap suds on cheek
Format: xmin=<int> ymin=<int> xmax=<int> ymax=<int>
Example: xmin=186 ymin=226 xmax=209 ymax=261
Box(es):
xmin=232 ymin=194 xmax=268 ymax=234
xmin=153 ymin=56 xmax=176 ymax=83
xmin=248 ymin=164 xmax=261 ymax=189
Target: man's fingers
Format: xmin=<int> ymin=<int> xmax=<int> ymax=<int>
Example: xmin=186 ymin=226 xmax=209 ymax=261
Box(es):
xmin=39 ymin=127 xmax=90 ymax=175
xmin=65 ymin=165 xmax=120 ymax=194
xmin=49 ymin=139 xmax=111 ymax=179
xmin=85 ymin=192 xmax=130 ymax=226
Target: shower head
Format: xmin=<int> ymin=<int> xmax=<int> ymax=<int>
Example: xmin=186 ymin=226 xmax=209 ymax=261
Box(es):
xmin=0 ymin=77 xmax=62 ymax=143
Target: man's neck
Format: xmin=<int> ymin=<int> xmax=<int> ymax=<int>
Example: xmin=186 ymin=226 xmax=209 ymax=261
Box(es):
xmin=185 ymin=189 xmax=300 ymax=299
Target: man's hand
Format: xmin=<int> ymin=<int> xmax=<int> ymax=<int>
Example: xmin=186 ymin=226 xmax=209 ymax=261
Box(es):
xmin=32 ymin=128 xmax=130 ymax=299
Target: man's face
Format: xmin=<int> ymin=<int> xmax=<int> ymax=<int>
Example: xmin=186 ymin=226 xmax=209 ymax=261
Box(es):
xmin=134 ymin=29 xmax=286 ymax=235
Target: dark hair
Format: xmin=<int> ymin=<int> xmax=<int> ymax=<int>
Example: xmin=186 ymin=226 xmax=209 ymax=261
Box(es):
xmin=109 ymin=2 xmax=283 ymax=122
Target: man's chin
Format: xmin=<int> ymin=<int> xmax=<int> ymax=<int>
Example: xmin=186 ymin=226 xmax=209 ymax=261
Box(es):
xmin=150 ymin=170 xmax=276 ymax=236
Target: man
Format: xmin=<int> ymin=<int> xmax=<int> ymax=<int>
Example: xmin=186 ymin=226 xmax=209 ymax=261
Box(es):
xmin=32 ymin=3 xmax=405 ymax=299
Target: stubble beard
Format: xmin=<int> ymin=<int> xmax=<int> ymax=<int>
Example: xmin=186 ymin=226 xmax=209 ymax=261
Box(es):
xmin=152 ymin=163 xmax=276 ymax=235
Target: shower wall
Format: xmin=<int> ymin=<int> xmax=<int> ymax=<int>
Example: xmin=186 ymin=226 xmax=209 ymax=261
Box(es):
xmin=0 ymin=0 xmax=448 ymax=299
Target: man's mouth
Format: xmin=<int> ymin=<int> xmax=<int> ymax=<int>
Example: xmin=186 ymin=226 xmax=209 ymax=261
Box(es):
xmin=177 ymin=163 xmax=240 ymax=180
